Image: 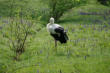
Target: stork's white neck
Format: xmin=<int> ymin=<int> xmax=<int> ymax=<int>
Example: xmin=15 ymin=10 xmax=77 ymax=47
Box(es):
xmin=50 ymin=17 xmax=54 ymax=24
xmin=50 ymin=22 xmax=54 ymax=24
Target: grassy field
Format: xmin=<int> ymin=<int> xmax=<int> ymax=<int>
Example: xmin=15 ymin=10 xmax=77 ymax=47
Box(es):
xmin=1 ymin=23 xmax=110 ymax=73
xmin=0 ymin=0 xmax=110 ymax=73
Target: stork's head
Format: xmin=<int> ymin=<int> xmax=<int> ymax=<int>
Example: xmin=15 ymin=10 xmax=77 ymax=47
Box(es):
xmin=50 ymin=17 xmax=54 ymax=24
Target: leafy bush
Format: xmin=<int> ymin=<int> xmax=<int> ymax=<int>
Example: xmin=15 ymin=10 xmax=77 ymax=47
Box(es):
xmin=48 ymin=0 xmax=87 ymax=22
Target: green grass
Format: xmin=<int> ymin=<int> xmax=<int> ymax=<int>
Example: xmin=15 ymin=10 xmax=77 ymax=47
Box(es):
xmin=0 ymin=23 xmax=110 ymax=73
xmin=60 ymin=3 xmax=110 ymax=25
xmin=0 ymin=0 xmax=110 ymax=73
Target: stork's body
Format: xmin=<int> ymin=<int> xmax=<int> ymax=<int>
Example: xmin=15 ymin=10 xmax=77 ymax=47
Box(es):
xmin=47 ymin=17 xmax=68 ymax=47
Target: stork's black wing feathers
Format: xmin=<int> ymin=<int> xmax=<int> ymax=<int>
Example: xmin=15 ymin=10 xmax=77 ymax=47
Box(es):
xmin=51 ymin=27 xmax=69 ymax=43
xmin=55 ymin=27 xmax=64 ymax=33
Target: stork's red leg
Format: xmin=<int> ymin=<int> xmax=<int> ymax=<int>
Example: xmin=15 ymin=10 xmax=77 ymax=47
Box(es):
xmin=55 ymin=39 xmax=57 ymax=48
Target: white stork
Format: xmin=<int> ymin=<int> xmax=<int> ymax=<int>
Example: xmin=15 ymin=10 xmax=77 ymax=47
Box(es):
xmin=47 ymin=17 xmax=69 ymax=47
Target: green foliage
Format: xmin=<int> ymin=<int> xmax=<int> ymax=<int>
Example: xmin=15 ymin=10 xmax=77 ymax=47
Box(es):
xmin=48 ymin=0 xmax=86 ymax=22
